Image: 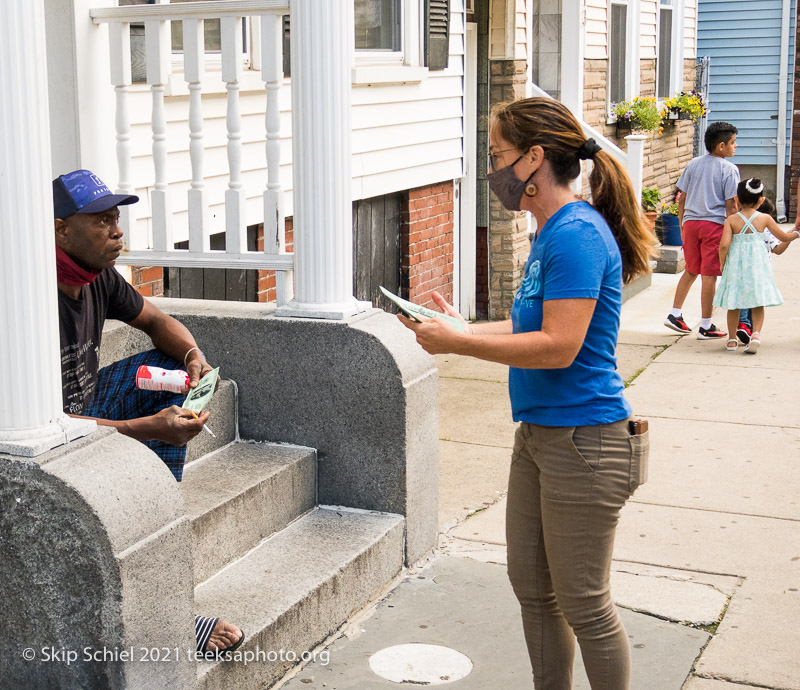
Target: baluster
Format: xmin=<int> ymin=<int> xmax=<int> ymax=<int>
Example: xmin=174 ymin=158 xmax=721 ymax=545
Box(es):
xmin=145 ymin=18 xmax=172 ymax=251
xmin=183 ymin=17 xmax=210 ymax=253
xmin=222 ymin=16 xmax=246 ymax=255
xmin=261 ymin=13 xmax=292 ymax=305
xmin=109 ymin=21 xmax=137 ymax=250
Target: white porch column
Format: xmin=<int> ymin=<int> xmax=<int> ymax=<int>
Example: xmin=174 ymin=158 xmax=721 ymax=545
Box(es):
xmin=624 ymin=134 xmax=647 ymax=209
xmin=0 ymin=0 xmax=95 ymax=457
xmin=276 ymin=0 xmax=366 ymax=319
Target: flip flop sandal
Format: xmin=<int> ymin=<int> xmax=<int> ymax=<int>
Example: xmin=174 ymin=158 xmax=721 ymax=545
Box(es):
xmin=195 ymin=615 xmax=246 ymax=660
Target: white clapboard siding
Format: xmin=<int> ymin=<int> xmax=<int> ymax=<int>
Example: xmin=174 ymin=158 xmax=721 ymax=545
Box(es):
xmin=515 ymin=1 xmax=528 ymax=60
xmin=586 ymin=0 xmax=608 ymax=60
xmin=685 ymin=0 xmax=698 ymax=58
xmin=641 ymin=0 xmax=658 ymax=59
xmin=118 ymin=2 xmax=465 ymax=247
xmin=489 ymin=0 xmax=512 ymax=58
xmin=585 ymin=2 xmax=697 ymax=64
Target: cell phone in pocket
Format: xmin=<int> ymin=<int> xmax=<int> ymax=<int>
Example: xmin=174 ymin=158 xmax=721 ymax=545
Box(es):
xmin=628 ymin=418 xmax=649 ymax=435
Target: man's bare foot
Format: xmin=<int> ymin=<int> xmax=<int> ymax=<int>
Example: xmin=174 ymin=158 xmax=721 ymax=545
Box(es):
xmin=206 ymin=619 xmax=243 ymax=652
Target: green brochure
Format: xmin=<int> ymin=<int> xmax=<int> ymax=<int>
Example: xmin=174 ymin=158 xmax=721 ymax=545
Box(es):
xmin=379 ymin=286 xmax=467 ymax=332
xmin=182 ymin=367 xmax=220 ymax=414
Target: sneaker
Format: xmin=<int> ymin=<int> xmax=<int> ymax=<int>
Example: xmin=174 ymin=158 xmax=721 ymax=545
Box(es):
xmin=736 ymin=322 xmax=752 ymax=345
xmin=664 ymin=313 xmax=691 ymax=334
xmin=697 ymin=324 xmax=727 ymax=339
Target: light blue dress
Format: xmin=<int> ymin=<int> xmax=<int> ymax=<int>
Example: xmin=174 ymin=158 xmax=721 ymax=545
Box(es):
xmin=714 ymin=211 xmax=783 ymax=310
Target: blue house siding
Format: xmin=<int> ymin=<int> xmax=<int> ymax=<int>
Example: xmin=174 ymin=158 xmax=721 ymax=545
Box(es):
xmin=698 ymin=0 xmax=796 ymax=166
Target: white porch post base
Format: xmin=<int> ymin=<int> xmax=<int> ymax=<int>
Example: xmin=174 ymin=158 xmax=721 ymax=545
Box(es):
xmin=0 ymin=416 xmax=96 ymax=458
xmin=624 ymin=134 xmax=647 ymax=206
xmin=275 ymin=298 xmax=372 ymax=321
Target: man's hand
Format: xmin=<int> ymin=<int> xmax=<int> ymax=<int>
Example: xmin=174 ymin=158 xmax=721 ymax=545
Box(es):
xmin=148 ymin=406 xmax=210 ymax=446
xmin=185 ymin=351 xmax=214 ymax=389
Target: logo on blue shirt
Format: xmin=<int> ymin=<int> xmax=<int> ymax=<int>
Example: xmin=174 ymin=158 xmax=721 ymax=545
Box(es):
xmin=516 ymin=259 xmax=541 ymax=307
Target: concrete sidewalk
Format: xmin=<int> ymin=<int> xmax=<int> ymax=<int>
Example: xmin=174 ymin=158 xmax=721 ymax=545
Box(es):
xmin=283 ymin=245 xmax=800 ymax=690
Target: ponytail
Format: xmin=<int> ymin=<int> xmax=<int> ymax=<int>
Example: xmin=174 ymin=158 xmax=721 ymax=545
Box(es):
xmin=589 ymin=151 xmax=657 ymax=284
xmin=492 ymin=97 xmax=658 ymax=284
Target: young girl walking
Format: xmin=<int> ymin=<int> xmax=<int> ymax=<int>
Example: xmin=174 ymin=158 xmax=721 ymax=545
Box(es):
xmin=714 ymin=178 xmax=798 ymax=353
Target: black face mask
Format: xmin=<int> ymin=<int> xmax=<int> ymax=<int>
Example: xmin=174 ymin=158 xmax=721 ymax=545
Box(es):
xmin=488 ymin=155 xmax=536 ymax=212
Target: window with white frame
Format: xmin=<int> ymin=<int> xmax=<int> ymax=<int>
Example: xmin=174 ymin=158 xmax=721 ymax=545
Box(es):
xmin=657 ymin=0 xmax=674 ymax=99
xmin=609 ymin=0 xmax=628 ymax=104
xmin=355 ymin=0 xmax=402 ymax=52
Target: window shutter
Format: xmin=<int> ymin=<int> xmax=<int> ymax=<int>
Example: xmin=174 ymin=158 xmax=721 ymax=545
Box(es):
xmin=425 ymin=0 xmax=450 ymax=71
xmin=282 ymin=15 xmax=291 ymax=77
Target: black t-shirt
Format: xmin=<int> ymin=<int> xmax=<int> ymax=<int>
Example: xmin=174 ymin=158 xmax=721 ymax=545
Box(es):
xmin=59 ymin=269 xmax=144 ymax=414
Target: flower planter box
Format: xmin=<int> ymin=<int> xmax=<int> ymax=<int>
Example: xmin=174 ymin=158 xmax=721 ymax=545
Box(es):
xmin=667 ymin=111 xmax=693 ymax=121
xmin=614 ymin=120 xmax=633 ymax=134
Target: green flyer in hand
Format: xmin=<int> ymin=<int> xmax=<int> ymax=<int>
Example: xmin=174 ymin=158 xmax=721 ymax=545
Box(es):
xmin=182 ymin=367 xmax=220 ymax=414
xmin=379 ymin=286 xmax=467 ymax=332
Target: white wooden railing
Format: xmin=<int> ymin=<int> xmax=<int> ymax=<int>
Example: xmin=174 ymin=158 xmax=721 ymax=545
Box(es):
xmin=90 ymin=0 xmax=293 ymax=305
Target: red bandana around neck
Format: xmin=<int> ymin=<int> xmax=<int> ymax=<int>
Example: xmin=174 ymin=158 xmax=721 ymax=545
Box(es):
xmin=56 ymin=246 xmax=102 ymax=286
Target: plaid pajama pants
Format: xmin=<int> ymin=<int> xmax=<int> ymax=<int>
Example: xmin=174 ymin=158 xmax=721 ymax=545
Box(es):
xmin=85 ymin=349 xmax=188 ymax=481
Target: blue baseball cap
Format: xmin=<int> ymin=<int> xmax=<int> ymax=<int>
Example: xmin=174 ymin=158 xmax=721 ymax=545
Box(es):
xmin=53 ymin=169 xmax=139 ymax=219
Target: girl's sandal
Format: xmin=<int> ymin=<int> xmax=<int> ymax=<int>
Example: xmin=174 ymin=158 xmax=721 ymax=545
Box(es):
xmin=744 ymin=332 xmax=760 ymax=354
xmin=725 ymin=339 xmax=738 ymax=351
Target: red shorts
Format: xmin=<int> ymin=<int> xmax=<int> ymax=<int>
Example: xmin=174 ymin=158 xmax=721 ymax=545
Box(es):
xmin=682 ymin=220 xmax=724 ymax=276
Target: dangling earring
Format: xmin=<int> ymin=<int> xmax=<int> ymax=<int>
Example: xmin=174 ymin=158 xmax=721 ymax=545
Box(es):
xmin=523 ymin=168 xmax=538 ymax=197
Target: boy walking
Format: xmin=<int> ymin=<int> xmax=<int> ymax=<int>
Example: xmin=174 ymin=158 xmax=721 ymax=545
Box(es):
xmin=664 ymin=122 xmax=740 ymax=338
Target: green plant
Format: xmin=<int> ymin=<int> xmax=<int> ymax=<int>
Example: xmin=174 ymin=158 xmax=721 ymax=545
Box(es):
xmin=641 ymin=187 xmax=661 ymax=212
xmin=661 ymin=91 xmax=706 ymax=122
xmin=611 ymin=96 xmax=661 ymax=133
xmin=662 ymin=201 xmax=679 ymax=215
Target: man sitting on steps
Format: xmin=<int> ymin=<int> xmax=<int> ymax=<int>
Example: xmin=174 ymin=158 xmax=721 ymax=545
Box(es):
xmin=54 ymin=168 xmax=243 ymax=658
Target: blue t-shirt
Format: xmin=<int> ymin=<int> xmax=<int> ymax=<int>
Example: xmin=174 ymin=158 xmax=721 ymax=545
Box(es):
xmin=509 ymin=201 xmax=631 ymax=427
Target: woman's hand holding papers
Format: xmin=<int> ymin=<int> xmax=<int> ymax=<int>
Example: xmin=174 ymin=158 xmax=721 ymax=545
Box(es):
xmin=398 ymin=291 xmax=471 ymax=355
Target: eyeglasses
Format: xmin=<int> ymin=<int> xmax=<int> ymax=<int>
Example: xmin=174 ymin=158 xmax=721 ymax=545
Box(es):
xmin=487 ymin=148 xmax=517 ymax=172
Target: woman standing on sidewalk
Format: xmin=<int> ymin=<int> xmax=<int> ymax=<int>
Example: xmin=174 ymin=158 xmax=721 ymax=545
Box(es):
xmin=399 ymin=97 xmax=655 ymax=689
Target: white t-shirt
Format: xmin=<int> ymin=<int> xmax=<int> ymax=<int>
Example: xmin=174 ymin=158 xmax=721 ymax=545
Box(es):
xmin=763 ymin=229 xmax=781 ymax=252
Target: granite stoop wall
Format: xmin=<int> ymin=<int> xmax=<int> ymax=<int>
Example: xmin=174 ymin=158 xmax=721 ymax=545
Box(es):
xmin=1 ymin=301 xmax=438 ymax=689
xmin=0 ymin=429 xmax=196 ymax=690
xmin=100 ymin=300 xmax=439 ymax=565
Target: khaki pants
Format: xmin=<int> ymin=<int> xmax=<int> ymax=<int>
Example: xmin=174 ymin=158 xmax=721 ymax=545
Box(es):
xmin=506 ymin=419 xmax=648 ymax=689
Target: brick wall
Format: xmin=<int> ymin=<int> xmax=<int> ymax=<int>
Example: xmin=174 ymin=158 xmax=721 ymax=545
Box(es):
xmin=401 ymin=182 xmax=454 ymax=308
xmin=583 ymin=58 xmax=696 ymax=205
xmin=256 ymin=217 xmax=295 ymax=303
xmin=475 ymin=226 xmax=489 ymax=320
xmin=131 ymin=266 xmax=164 ymax=297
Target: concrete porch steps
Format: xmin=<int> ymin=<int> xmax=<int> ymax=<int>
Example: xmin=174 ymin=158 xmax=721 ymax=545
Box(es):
xmin=180 ymin=378 xmax=407 ymax=689
xmin=181 ymin=441 xmax=318 ymax=585
xmin=194 ymin=507 xmax=405 ymax=690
